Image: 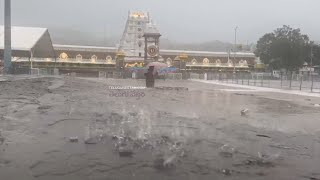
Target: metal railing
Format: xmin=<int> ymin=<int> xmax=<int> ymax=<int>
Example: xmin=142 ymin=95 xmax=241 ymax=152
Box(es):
xmin=166 ymin=73 xmax=183 ymax=80
xmin=190 ymin=72 xmax=320 ymax=93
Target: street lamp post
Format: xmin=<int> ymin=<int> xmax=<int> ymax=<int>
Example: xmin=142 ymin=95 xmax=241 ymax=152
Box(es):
xmin=234 ymin=26 xmax=238 ymax=55
xmin=233 ymin=26 xmax=238 ymax=73
xmin=4 ymin=0 xmax=12 ymax=74
xmin=310 ymin=43 xmax=314 ymax=92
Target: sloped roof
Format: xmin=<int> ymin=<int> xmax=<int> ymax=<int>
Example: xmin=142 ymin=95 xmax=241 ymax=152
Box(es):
xmin=0 ymin=26 xmax=48 ymax=51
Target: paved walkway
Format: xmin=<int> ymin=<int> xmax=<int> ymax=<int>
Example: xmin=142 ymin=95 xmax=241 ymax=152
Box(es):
xmin=192 ymin=79 xmax=320 ymax=98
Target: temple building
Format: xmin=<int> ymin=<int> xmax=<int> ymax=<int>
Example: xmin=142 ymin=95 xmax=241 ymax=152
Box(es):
xmin=1 ymin=11 xmax=258 ymax=76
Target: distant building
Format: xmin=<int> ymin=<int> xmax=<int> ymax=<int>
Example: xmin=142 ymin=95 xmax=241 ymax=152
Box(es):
xmin=2 ymin=11 xmax=258 ymax=76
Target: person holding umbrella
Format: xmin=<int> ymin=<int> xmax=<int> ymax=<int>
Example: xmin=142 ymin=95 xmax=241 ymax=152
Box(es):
xmin=145 ymin=66 xmax=155 ymax=88
xmin=146 ymin=62 xmax=168 ymax=81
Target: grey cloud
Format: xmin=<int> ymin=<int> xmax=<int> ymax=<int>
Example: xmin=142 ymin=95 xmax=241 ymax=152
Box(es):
xmin=0 ymin=0 xmax=319 ymax=44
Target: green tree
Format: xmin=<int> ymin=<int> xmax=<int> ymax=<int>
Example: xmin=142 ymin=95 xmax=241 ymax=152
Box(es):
xmin=313 ymin=45 xmax=320 ymax=65
xmin=305 ymin=42 xmax=320 ymax=66
xmin=254 ymin=25 xmax=310 ymax=71
xmin=254 ymin=33 xmax=275 ymax=65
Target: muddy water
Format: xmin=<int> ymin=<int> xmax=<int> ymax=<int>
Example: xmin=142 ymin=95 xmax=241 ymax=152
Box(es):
xmin=1 ymin=77 xmax=320 ymax=180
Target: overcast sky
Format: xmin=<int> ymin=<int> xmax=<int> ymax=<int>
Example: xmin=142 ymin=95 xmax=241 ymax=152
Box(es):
xmin=0 ymin=0 xmax=319 ymax=44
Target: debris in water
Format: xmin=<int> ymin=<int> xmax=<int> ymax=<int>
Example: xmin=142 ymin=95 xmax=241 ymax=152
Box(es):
xmin=256 ymin=172 xmax=266 ymax=176
xmin=112 ymin=135 xmax=119 ymax=140
xmin=235 ymin=93 xmax=255 ymax=96
xmin=301 ymin=175 xmax=320 ymax=180
xmin=269 ymin=144 xmax=295 ymax=150
xmin=314 ymin=104 xmax=320 ymax=107
xmin=153 ymin=155 xmax=165 ymax=169
xmin=245 ymin=152 xmax=281 ymax=167
xmin=219 ymin=144 xmax=235 ymax=158
xmin=160 ymin=135 xmax=172 ymax=144
xmin=179 ymin=150 xmax=186 ymax=157
xmin=84 ymin=137 xmax=99 ymax=144
xmin=258 ymin=152 xmax=281 ymax=162
xmin=118 ymin=146 xmax=133 ymax=157
xmin=221 ymin=169 xmax=232 ymax=176
xmin=153 ymin=153 xmax=177 ymax=170
xmin=241 ymin=109 xmax=249 ymax=116
xmin=170 ymin=141 xmax=183 ymax=152
xmin=0 ymin=132 xmax=4 ymax=145
xmin=244 ymin=158 xmax=274 ymax=167
xmin=38 ymin=105 xmax=51 ymax=110
xmin=69 ymin=137 xmax=79 ymax=142
xmin=163 ymin=154 xmax=176 ymax=168
xmin=256 ymin=134 xmax=271 ymax=138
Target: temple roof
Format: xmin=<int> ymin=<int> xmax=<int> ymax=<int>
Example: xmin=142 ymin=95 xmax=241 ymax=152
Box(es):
xmin=0 ymin=26 xmax=48 ymax=51
xmin=0 ymin=26 xmax=55 ymax=58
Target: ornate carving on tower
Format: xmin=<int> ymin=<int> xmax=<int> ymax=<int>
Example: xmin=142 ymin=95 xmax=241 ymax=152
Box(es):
xmin=143 ymin=22 xmax=161 ymax=64
xmin=118 ymin=11 xmax=150 ymax=57
xmin=118 ymin=11 xmax=161 ymax=65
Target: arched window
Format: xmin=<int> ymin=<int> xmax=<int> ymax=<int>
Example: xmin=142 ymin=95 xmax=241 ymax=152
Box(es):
xmin=191 ymin=58 xmax=197 ymax=65
xmin=174 ymin=56 xmax=180 ymax=61
xmin=91 ymin=55 xmax=97 ymax=62
xmin=243 ymin=60 xmax=248 ymax=66
xmin=76 ymin=54 xmax=82 ymax=61
xmin=239 ymin=60 xmax=244 ymax=66
xmin=166 ymin=58 xmax=173 ymax=67
xmin=203 ymin=58 xmax=209 ymax=65
xmin=106 ymin=56 xmax=113 ymax=63
xmin=216 ymin=59 xmax=221 ymax=66
xmin=59 ymin=52 xmax=68 ymax=60
xmin=227 ymin=60 xmax=233 ymax=67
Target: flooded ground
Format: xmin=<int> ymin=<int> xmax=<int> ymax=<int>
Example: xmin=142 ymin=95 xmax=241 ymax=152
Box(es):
xmin=1 ymin=76 xmax=320 ymax=180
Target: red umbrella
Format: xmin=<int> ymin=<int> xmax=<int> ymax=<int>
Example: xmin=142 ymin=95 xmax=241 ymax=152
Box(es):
xmin=146 ymin=62 xmax=168 ymax=75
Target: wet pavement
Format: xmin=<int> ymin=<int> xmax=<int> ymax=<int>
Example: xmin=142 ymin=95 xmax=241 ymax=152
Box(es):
xmin=1 ymin=76 xmax=320 ymax=180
